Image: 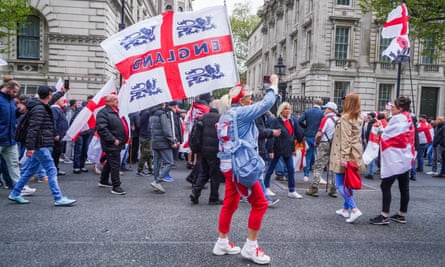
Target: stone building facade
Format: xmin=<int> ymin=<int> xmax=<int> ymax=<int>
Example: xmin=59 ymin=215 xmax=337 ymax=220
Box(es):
xmin=0 ymin=0 xmax=192 ymax=100
xmin=246 ymin=0 xmax=444 ymax=118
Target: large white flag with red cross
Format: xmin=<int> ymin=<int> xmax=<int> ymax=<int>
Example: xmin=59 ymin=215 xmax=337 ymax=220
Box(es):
xmin=381 ymin=3 xmax=410 ymax=62
xmin=63 ymin=78 xmax=116 ymax=141
xmin=101 ymin=6 xmax=238 ymax=113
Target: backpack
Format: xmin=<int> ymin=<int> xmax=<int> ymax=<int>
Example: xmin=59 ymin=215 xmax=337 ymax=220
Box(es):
xmin=217 ymin=108 xmax=264 ymax=195
xmin=189 ymin=119 xmax=202 ymax=153
xmin=14 ymin=110 xmax=33 ymax=143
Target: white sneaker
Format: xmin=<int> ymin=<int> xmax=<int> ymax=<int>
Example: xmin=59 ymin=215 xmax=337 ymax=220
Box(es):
xmin=265 ymin=188 xmax=276 ymax=197
xmin=319 ymin=178 xmax=327 ymax=185
xmin=303 ymin=176 xmax=309 ymax=182
xmin=241 ymin=245 xmax=271 ymax=265
xmin=150 ymin=181 xmax=166 ymax=193
xmin=346 ymin=209 xmax=362 ymax=223
xmin=287 ymin=191 xmax=303 ymax=199
xmin=64 ymin=159 xmax=73 ymax=164
xmin=21 ymin=185 xmax=36 ymax=196
xmin=336 ymin=209 xmax=350 ymax=218
xmin=426 ymin=171 xmax=437 ymax=175
xmin=212 ymin=240 xmax=241 ymax=256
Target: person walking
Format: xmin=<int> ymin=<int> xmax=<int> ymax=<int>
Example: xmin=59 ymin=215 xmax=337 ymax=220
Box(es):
xmin=298 ymin=98 xmax=324 ymax=181
xmin=416 ymin=114 xmax=433 ymax=173
xmin=369 ymin=96 xmax=416 ymax=225
xmin=8 ymin=85 xmax=75 ymax=206
xmin=432 ymin=116 xmax=445 ymax=178
xmin=136 ymin=107 xmax=153 ymax=176
xmin=51 ymin=94 xmax=69 ymax=176
xmin=0 ymin=78 xmax=36 ymax=196
xmin=189 ymin=100 xmax=223 ymax=205
xmin=263 ymin=102 xmax=304 ymax=199
xmin=96 ymin=94 xmax=129 ymax=195
xmin=329 ymin=93 xmax=365 ymax=223
xmin=212 ymin=75 xmax=280 ymax=265
xmin=149 ymin=103 xmax=177 ymax=193
xmin=306 ymin=102 xmax=339 ymax=197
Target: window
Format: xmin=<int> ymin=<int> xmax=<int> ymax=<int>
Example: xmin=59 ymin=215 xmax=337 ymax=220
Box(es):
xmin=422 ymin=37 xmax=436 ymax=64
xmin=337 ymin=0 xmax=350 ymax=5
xmin=335 ymin=27 xmax=349 ymax=60
xmin=334 ymin=81 xmax=350 ymax=110
xmin=308 ymin=0 xmax=313 ymax=13
xmin=17 ymin=15 xmax=40 ymax=60
xmin=293 ymin=38 xmax=298 ymax=66
xmin=379 ymin=38 xmax=392 ymax=62
xmin=378 ymin=84 xmax=393 ymax=111
xmin=306 ymin=30 xmax=312 ymax=61
xmin=19 ymin=84 xmax=38 ymax=96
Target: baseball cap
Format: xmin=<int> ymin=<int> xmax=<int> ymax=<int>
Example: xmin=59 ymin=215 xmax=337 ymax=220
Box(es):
xmin=322 ymin=102 xmax=337 ymax=112
xmin=367 ymin=112 xmax=376 ymax=118
xmin=37 ymin=85 xmax=56 ymax=99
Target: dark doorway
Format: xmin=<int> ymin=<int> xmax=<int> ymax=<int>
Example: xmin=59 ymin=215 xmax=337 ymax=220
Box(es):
xmin=420 ymin=87 xmax=439 ymax=119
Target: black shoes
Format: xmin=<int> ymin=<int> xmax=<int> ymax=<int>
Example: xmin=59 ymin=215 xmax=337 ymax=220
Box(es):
xmin=189 ymin=193 xmax=199 ymax=204
xmin=58 ymin=171 xmax=66 ymax=176
xmin=209 ymin=199 xmax=223 ymax=205
xmin=390 ymin=214 xmax=407 ymax=224
xmin=364 ymin=174 xmax=373 ymax=179
xmin=111 ymin=186 xmax=126 ymax=195
xmin=369 ymin=214 xmax=390 ymax=225
xmin=410 ymin=175 xmax=416 ymax=181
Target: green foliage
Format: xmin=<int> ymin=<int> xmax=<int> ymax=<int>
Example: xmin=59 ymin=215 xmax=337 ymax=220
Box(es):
xmin=229 ymin=1 xmax=260 ymax=75
xmin=0 ymin=0 xmax=32 ymax=52
xmin=360 ymin=0 xmax=445 ymax=58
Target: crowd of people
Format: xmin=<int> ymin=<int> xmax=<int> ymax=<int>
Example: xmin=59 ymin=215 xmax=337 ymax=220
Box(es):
xmin=1 ymin=74 xmax=445 ymax=265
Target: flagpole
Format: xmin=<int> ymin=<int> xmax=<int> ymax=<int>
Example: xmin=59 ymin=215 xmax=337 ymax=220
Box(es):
xmin=396 ymin=0 xmax=407 ymax=98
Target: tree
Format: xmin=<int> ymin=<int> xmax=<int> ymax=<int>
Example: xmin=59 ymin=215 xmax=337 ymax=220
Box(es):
xmin=360 ymin=0 xmax=445 ymax=58
xmin=230 ymin=1 xmax=260 ymax=82
xmin=0 ymin=0 xmax=33 ymax=53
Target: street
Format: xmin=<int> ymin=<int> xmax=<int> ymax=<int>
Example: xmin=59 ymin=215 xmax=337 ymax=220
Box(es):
xmin=1 ymin=160 xmax=444 ymax=266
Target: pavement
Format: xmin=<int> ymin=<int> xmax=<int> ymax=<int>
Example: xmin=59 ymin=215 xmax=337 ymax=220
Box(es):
xmin=1 ymin=160 xmax=445 ymax=266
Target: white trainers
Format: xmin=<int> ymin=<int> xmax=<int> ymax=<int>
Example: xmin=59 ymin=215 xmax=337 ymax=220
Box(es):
xmin=287 ymin=191 xmax=303 ymax=199
xmin=303 ymin=176 xmax=309 ymax=182
xmin=319 ymin=178 xmax=327 ymax=185
xmin=426 ymin=171 xmax=437 ymax=175
xmin=336 ymin=209 xmax=350 ymax=218
xmin=346 ymin=209 xmax=362 ymax=223
xmin=150 ymin=181 xmax=166 ymax=193
xmin=265 ymin=188 xmax=276 ymax=197
xmin=21 ymin=185 xmax=36 ymax=196
xmin=241 ymin=245 xmax=271 ymax=265
xmin=212 ymin=240 xmax=241 ymax=256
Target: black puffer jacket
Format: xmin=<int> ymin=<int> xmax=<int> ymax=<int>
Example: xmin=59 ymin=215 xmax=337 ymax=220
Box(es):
xmin=192 ymin=108 xmax=220 ymax=158
xmin=149 ymin=105 xmax=175 ymax=150
xmin=96 ymin=106 xmax=128 ymax=152
xmin=25 ymin=98 xmax=55 ymax=150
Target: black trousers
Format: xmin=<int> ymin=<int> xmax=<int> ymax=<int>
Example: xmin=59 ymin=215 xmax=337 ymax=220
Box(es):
xmin=192 ymin=156 xmax=221 ymax=202
xmin=52 ymin=141 xmax=63 ymax=171
xmin=100 ymin=150 xmax=122 ymax=188
xmin=380 ymin=171 xmax=410 ymax=213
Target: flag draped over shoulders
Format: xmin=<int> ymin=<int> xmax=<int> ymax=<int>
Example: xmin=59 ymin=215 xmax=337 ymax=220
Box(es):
xmin=380 ymin=112 xmax=415 ymax=178
xmin=101 ymin=6 xmax=238 ymax=114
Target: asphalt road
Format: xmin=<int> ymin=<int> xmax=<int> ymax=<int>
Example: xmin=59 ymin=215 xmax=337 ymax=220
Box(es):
xmin=1 ymin=160 xmax=444 ymax=266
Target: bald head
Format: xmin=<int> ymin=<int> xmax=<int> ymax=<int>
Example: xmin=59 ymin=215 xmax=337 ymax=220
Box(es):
xmin=436 ymin=116 xmax=444 ymax=124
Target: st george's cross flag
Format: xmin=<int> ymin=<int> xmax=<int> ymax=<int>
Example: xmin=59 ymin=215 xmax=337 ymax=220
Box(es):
xmin=63 ymin=78 xmax=116 ymax=141
xmin=381 ymin=3 xmax=410 ymax=62
xmin=101 ymin=6 xmax=238 ymax=113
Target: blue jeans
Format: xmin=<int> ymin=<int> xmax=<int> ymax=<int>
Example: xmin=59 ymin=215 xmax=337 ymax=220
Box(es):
xmin=153 ymin=148 xmax=174 ymax=182
xmin=264 ymin=156 xmax=296 ymax=192
xmin=367 ymin=158 xmax=376 ymax=176
xmin=335 ymin=173 xmax=358 ymax=210
xmin=417 ymin=143 xmax=427 ymax=172
xmin=304 ymin=137 xmax=316 ymax=177
xmin=73 ymin=133 xmax=92 ymax=169
xmin=11 ymin=147 xmax=63 ymax=201
xmin=21 ymin=157 xmax=47 ymax=179
xmin=275 ymin=157 xmax=288 ymax=176
xmin=427 ymin=144 xmax=433 ymax=165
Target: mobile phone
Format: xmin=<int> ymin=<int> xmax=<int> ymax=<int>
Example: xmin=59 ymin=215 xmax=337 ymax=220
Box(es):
xmin=64 ymin=79 xmax=70 ymax=89
xmin=263 ymin=75 xmax=271 ymax=84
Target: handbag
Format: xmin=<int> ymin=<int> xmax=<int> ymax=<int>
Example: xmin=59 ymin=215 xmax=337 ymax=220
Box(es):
xmin=344 ymin=161 xmax=362 ymax=197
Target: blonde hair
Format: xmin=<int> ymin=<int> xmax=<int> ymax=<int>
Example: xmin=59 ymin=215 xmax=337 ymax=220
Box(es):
xmin=277 ymin=102 xmax=291 ymax=118
xmin=342 ymin=93 xmax=361 ymax=121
